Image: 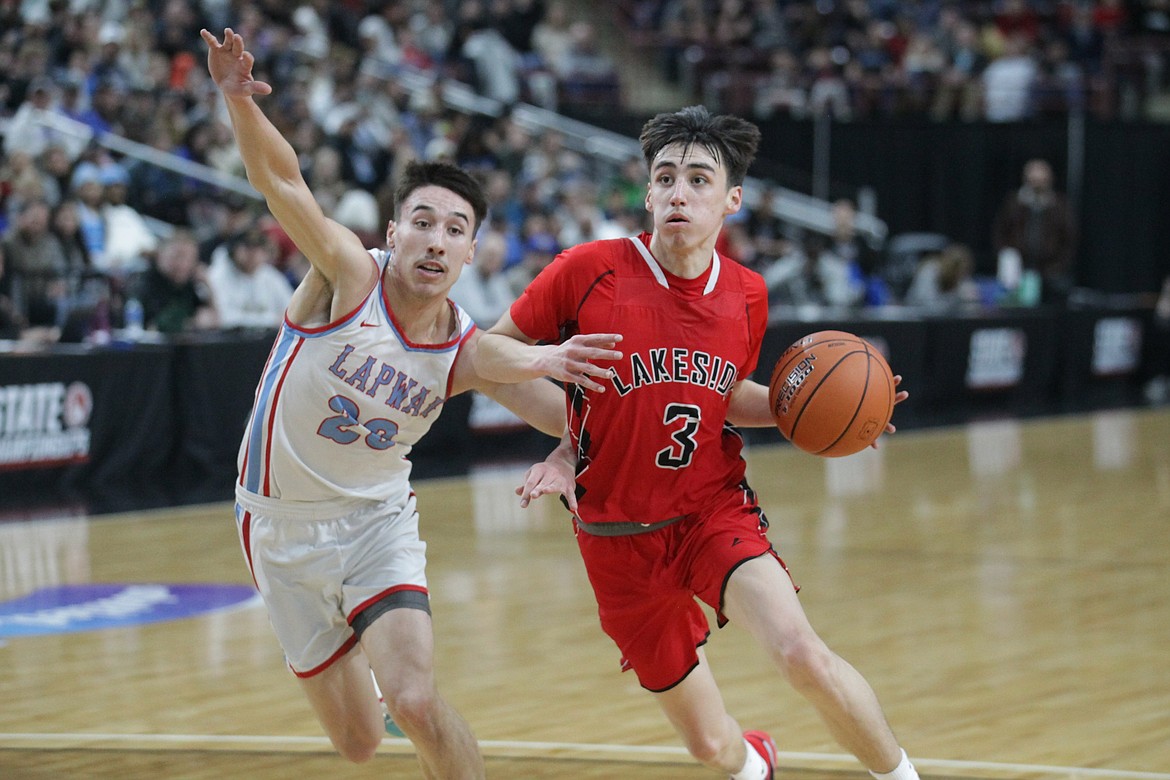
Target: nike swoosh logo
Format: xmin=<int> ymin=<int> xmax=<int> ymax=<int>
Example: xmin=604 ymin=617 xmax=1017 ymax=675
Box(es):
xmin=731 ymin=538 xmax=743 ymax=547
xmin=360 ymin=322 xmax=377 ymax=328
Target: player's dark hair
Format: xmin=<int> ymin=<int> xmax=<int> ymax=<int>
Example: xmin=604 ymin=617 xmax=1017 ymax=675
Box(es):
xmin=638 ymin=106 xmax=761 ymax=188
xmin=393 ymin=160 xmax=488 ymax=232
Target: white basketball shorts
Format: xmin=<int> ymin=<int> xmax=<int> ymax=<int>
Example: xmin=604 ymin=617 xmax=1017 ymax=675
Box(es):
xmin=235 ymin=493 xmax=429 ymax=676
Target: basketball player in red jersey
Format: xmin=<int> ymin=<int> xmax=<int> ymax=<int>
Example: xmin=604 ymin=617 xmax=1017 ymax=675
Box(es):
xmin=476 ymin=106 xmax=919 ymax=780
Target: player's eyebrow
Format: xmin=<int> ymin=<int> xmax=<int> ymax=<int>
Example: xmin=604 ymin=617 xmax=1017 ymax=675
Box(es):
xmin=410 ymin=203 xmax=470 ymax=225
xmin=652 ymin=159 xmax=716 ymax=175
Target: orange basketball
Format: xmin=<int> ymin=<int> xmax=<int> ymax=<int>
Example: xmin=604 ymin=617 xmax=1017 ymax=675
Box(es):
xmin=768 ymin=330 xmax=896 ymax=457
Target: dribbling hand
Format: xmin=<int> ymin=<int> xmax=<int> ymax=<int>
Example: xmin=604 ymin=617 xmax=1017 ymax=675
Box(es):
xmin=871 ymin=375 xmax=909 ymax=449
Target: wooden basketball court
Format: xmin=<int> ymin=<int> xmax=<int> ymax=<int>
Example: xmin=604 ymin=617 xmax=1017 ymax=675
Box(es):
xmin=2 ymin=408 xmax=1168 ymax=779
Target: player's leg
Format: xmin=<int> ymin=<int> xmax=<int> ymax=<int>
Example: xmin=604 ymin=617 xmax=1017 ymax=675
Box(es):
xmin=722 ymin=555 xmax=915 ymax=776
xmin=360 ymin=606 xmax=485 ymax=780
xmin=297 ymin=645 xmax=384 ymax=763
xmin=653 ymin=649 xmax=775 ymax=778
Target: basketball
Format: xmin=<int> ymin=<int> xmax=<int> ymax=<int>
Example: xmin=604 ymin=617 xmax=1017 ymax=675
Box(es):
xmin=768 ymin=330 xmax=896 ymax=457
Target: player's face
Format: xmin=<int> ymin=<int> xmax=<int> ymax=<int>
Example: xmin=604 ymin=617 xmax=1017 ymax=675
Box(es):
xmin=386 ymin=185 xmax=477 ymax=297
xmin=646 ymin=142 xmax=742 ymax=251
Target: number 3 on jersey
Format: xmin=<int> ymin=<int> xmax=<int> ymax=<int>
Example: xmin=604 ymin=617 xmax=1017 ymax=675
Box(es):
xmin=656 ymin=403 xmax=700 ymax=469
xmin=317 ymin=394 xmax=399 ymax=450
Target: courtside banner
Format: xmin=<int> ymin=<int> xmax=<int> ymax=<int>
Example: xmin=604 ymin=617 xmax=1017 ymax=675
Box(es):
xmin=0 ymin=346 xmax=173 ymax=482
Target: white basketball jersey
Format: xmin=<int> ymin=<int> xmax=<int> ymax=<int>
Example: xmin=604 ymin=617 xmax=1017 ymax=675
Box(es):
xmin=235 ymin=250 xmax=475 ymax=518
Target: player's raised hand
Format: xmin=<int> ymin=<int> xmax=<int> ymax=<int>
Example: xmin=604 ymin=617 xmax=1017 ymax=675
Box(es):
xmin=536 ymin=333 xmax=623 ymax=393
xmin=200 ymin=28 xmax=272 ymax=98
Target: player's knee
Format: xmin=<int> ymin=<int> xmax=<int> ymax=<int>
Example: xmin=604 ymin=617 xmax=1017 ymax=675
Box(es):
xmin=682 ymin=727 xmax=737 ymax=766
xmin=331 ymin=725 xmax=382 ymax=764
xmin=773 ymin=634 xmax=835 ymax=692
xmin=385 ymin=684 xmax=440 ymax=734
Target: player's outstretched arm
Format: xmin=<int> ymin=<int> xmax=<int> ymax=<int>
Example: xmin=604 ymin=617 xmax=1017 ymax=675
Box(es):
xmin=451 ymin=330 xmax=568 ymax=437
xmin=200 ymin=28 xmax=367 ymax=291
xmin=516 ymin=433 xmax=578 ymax=513
xmin=477 ymin=312 xmax=623 ymax=392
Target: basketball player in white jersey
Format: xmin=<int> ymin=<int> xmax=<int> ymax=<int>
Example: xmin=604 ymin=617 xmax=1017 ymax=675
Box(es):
xmin=202 ymin=28 xmax=619 ymax=779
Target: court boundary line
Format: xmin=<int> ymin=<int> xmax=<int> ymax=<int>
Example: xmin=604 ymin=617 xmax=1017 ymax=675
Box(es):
xmin=1 ymin=732 xmax=1167 ymax=779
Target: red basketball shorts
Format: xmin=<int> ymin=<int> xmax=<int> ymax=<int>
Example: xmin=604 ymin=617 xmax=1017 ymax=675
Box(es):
xmin=574 ymin=486 xmax=792 ymax=692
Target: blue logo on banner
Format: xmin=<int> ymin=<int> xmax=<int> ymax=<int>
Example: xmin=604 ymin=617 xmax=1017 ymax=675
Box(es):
xmin=0 ymin=584 xmax=261 ymax=637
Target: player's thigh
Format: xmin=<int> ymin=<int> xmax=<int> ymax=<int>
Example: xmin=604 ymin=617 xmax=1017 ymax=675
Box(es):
xmin=360 ymin=606 xmax=439 ymax=696
xmin=720 ymin=554 xmax=817 ymax=649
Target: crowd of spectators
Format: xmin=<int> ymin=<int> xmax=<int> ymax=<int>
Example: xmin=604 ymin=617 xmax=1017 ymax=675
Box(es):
xmin=0 ymin=0 xmax=629 ymax=343
xmin=617 ymin=0 xmax=1170 ymax=121
xmin=0 ymin=1 xmax=1103 ymax=348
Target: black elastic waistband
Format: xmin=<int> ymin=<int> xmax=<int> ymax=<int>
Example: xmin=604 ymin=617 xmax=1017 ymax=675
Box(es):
xmin=574 ymin=515 xmax=686 ymax=537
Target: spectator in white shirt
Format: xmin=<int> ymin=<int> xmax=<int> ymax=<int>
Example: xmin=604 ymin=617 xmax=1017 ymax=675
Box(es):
xmin=208 ymin=226 xmax=294 ymax=329
xmin=982 ymin=33 xmax=1038 ymax=122
xmin=449 ymin=228 xmax=515 ymax=327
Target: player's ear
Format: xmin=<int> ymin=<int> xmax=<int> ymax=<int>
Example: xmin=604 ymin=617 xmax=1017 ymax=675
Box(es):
xmin=644 ymin=188 xmax=652 ymax=212
xmin=385 ymin=221 xmax=396 ymax=250
xmin=464 ymin=237 xmax=477 ymax=266
xmin=724 ymin=185 xmax=743 ymax=216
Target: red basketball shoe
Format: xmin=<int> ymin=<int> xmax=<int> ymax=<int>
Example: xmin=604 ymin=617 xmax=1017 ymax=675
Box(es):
xmin=744 ymin=730 xmax=777 ymax=779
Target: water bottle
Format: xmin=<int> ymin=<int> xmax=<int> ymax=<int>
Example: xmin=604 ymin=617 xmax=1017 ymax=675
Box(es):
xmin=123 ymin=297 xmax=144 ymax=338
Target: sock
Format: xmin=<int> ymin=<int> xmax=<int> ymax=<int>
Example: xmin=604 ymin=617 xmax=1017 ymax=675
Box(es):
xmin=730 ymin=738 xmax=769 ymax=780
xmin=870 ymin=749 xmax=919 ymax=780
xmin=369 ymin=669 xmax=384 ymax=702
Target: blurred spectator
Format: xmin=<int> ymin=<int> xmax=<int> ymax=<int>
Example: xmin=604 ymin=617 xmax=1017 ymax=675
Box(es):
xmin=125 ymin=124 xmax=194 ymax=225
xmin=992 ymin=158 xmax=1077 ymax=305
xmin=51 ymin=200 xmax=91 ymax=278
xmin=762 ymin=233 xmax=863 ymax=308
xmin=557 ymin=20 xmax=621 ymax=108
xmin=532 ymin=0 xmax=575 ymax=79
xmin=207 ymin=226 xmax=294 ymax=329
xmin=604 ymin=155 xmax=650 ymax=215
xmin=98 ymin=163 xmax=159 ymax=278
xmin=39 ymin=144 xmax=76 ymax=206
xmin=483 ymin=169 xmax=526 ymax=232
xmin=128 ymin=229 xmax=218 ymax=334
xmin=449 ymin=229 xmax=516 ymax=327
xmin=828 ymin=198 xmax=884 ymax=303
xmin=904 ymin=243 xmax=981 ymax=312
xmin=1 ymin=198 xmax=69 ymax=330
xmin=806 ymin=47 xmax=852 ymax=120
xmin=753 ymin=48 xmax=808 ymax=120
xmin=50 ymin=198 xmax=110 ymax=342
xmin=931 ymin=17 xmax=987 ymax=121
xmin=3 ymin=77 xmax=88 ymax=161
xmin=459 ymin=8 xmax=523 ymax=104
xmin=69 ymin=162 xmax=110 ymax=273
xmin=1144 ymin=275 xmax=1170 ymax=404
xmin=332 ymin=187 xmax=383 ymax=248
xmin=555 ymin=181 xmax=625 ymax=246
xmin=2 ymin=151 xmax=56 ymax=214
xmin=0 ymin=243 xmax=26 ymax=339
xmin=981 ymin=32 xmax=1038 ymax=121
xmin=744 ymin=185 xmax=790 ymax=262
xmin=505 ymin=230 xmax=560 ymax=297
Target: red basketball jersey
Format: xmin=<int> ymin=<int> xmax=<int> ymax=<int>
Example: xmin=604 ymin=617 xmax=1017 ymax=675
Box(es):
xmin=509 ymin=233 xmax=769 ymax=524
